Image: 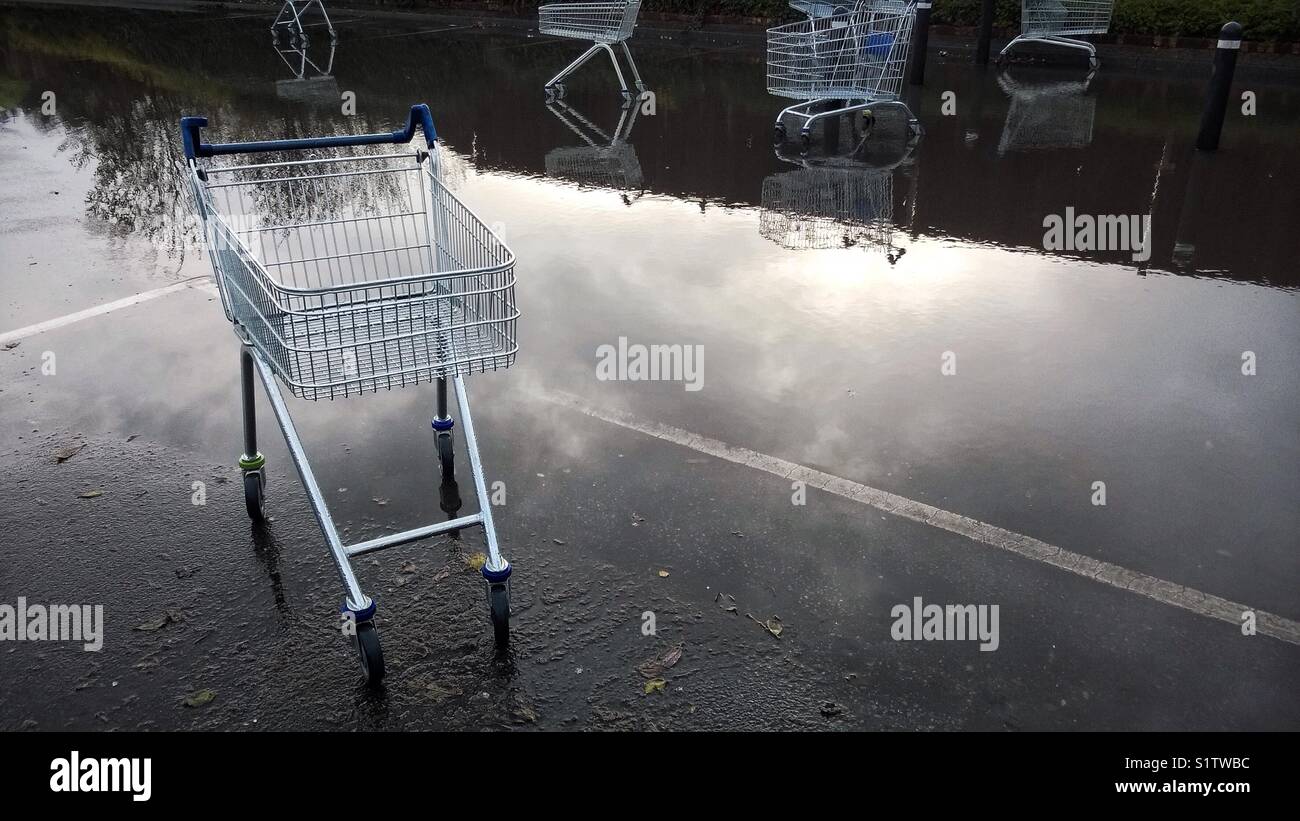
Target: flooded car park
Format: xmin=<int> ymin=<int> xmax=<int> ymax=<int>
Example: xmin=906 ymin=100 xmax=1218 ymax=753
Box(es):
xmin=0 ymin=1 xmax=1297 ymax=732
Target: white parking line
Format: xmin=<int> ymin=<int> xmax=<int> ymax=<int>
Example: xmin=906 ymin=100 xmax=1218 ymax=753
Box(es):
xmin=0 ymin=278 xmax=213 ymax=346
xmin=547 ymin=391 xmax=1300 ymax=647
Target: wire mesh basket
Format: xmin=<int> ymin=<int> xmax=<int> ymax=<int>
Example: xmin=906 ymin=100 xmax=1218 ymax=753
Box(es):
xmin=194 ymin=152 xmax=518 ymax=400
xmin=767 ymin=1 xmax=915 ymax=103
xmin=761 ymin=165 xmax=896 ymax=251
xmin=545 ymin=144 xmax=644 ymax=191
xmin=997 ymin=71 xmax=1096 ymax=153
xmin=539 ymin=1 xmax=641 ymax=43
xmin=1021 ymin=0 xmax=1113 ymax=37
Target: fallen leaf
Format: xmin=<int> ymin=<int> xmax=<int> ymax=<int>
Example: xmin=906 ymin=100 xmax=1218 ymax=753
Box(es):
xmin=644 ymin=679 xmax=667 ymax=695
xmin=183 ymin=689 xmax=215 ymax=708
xmin=78 ymin=490 xmax=103 ymax=499
xmin=714 ymin=592 xmax=737 ymax=613
xmin=424 ymin=681 xmax=463 ymax=703
xmin=512 ymin=704 xmax=538 ymax=723
xmin=465 ymin=553 xmax=487 ymax=571
xmin=372 ymin=497 xmax=389 ymax=506
xmin=399 ymin=561 xmax=417 ymax=575
xmin=135 ymin=610 xmax=183 ymax=631
xmin=657 ymin=570 xmax=670 ymax=578
xmin=433 ymin=568 xmax=452 ymax=583
xmin=552 ymin=538 xmax=566 ymax=545
xmin=52 ymin=444 xmax=86 ymax=463
xmin=637 ymin=643 xmax=685 ymax=679
xmin=764 ymin=617 xmax=784 ymax=638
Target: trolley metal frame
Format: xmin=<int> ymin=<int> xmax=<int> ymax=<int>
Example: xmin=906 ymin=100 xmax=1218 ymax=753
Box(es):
xmin=180 ymin=105 xmax=517 ymax=684
xmin=997 ymin=0 xmax=1114 ymax=68
xmin=540 ymin=1 xmax=645 ymax=98
xmin=768 ymin=0 xmax=920 ymax=147
xmin=272 ymin=0 xmax=336 ymax=42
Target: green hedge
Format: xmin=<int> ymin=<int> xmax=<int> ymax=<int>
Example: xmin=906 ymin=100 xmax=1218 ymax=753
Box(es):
xmin=928 ymin=0 xmax=1299 ymax=40
xmin=475 ymin=0 xmax=1299 ymax=40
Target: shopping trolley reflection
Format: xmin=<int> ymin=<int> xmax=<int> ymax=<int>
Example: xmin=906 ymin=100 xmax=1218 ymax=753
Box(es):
xmin=760 ymin=131 xmax=913 ymax=257
xmin=544 ymin=97 xmax=645 ymax=204
xmin=273 ymin=38 xmax=339 ymax=104
xmin=996 ymin=68 xmax=1096 ymax=155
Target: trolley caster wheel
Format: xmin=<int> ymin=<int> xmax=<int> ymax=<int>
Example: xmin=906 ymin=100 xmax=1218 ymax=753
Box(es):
xmin=773 ymin=123 xmax=787 ymax=143
xmin=243 ymin=470 xmax=266 ymax=521
xmin=1088 ymin=56 xmax=1099 ymax=69
xmin=488 ymin=583 xmax=510 ymax=649
xmin=353 ymin=620 xmax=385 ymax=686
xmin=799 ymin=132 xmax=812 ymax=152
xmin=439 ymin=479 xmax=462 ymax=515
xmin=435 ymin=433 xmax=455 ymax=480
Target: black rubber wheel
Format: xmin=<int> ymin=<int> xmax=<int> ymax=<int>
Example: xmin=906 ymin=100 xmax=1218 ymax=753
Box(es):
xmin=488 ymin=584 xmax=510 ymax=649
xmin=243 ymin=470 xmax=265 ymax=521
xmin=799 ymin=132 xmax=812 ymax=152
xmin=354 ymin=620 xmax=385 ymax=685
xmin=773 ymin=123 xmax=787 ymax=144
xmin=435 ymin=433 xmax=455 ymax=480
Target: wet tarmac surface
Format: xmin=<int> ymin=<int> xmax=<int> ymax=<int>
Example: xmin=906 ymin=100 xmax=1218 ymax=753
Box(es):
xmin=1 ymin=1 xmax=1298 ymax=730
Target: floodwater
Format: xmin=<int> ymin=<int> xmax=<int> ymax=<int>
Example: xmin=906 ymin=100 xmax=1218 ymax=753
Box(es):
xmin=1 ymin=2 xmax=1298 ymax=730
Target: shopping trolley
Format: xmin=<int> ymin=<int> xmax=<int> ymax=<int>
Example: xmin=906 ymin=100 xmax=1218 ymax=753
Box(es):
xmin=760 ymin=134 xmax=912 ymax=254
xmin=273 ymin=38 xmax=338 ymax=104
xmin=997 ymin=0 xmax=1114 ymax=68
xmin=180 ymin=105 xmax=519 ymax=685
xmin=996 ymin=69 xmax=1096 ymax=154
xmin=768 ymin=0 xmax=919 ymax=149
xmin=545 ymin=97 xmax=644 ymax=199
xmin=272 ymin=0 xmax=336 ymax=43
xmin=540 ymin=1 xmax=645 ymax=98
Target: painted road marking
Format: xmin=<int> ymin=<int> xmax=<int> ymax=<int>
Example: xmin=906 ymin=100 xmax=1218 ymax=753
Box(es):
xmin=547 ymin=391 xmax=1300 ymax=647
xmin=0 ymin=278 xmax=214 ymax=346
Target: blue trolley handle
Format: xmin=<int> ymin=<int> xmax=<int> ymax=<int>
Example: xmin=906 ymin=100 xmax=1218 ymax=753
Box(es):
xmin=181 ymin=104 xmax=438 ymax=160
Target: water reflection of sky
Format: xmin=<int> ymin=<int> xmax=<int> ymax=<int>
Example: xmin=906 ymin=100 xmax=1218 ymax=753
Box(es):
xmin=2 ymin=5 xmax=1297 ymax=612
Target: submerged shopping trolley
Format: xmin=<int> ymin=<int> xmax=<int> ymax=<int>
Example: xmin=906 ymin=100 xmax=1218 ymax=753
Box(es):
xmin=272 ymin=0 xmax=336 ymax=43
xmin=997 ymin=0 xmax=1113 ymax=68
xmin=540 ymin=1 xmax=645 ymax=99
xmin=180 ymin=105 xmax=519 ymax=685
xmin=768 ymin=0 xmax=919 ymax=148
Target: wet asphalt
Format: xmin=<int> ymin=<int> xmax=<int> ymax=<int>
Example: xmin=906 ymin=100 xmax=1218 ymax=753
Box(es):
xmin=0 ymin=1 xmax=1298 ymax=730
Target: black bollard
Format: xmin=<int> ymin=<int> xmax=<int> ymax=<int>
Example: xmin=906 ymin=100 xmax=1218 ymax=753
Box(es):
xmin=975 ymin=0 xmax=994 ymax=65
xmin=1195 ymin=22 xmax=1243 ymax=151
xmin=909 ymin=1 xmax=933 ymax=85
